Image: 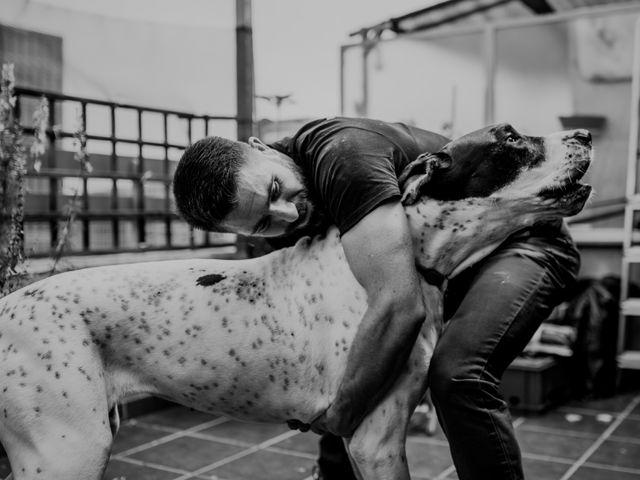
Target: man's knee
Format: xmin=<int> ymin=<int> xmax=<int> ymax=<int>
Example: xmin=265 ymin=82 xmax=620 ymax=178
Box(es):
xmin=430 ymin=374 xmax=507 ymax=415
xmin=429 ymin=351 xmax=505 ymax=411
xmin=429 ymin=349 xmax=470 ymax=404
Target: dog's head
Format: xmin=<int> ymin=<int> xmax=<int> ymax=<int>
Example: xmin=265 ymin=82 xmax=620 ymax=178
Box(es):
xmin=403 ymin=123 xmax=592 ymax=277
xmin=405 ymin=123 xmax=592 ymax=215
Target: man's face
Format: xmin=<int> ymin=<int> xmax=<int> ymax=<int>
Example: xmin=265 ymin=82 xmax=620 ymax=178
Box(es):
xmin=222 ymin=138 xmax=314 ymax=237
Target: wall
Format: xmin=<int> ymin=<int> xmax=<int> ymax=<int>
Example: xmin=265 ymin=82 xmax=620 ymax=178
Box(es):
xmin=493 ymin=11 xmax=635 ymax=229
xmin=341 ymin=5 xmax=640 ymax=277
xmin=343 ymin=31 xmax=485 ymax=137
xmin=1 ymin=0 xmax=237 ymax=140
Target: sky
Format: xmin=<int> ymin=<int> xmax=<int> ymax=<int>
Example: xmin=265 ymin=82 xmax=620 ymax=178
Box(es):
xmin=29 ymin=0 xmax=436 ymax=119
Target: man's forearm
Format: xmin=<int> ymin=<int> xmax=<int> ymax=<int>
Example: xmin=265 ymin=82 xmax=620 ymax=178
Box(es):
xmin=328 ymin=303 xmax=424 ymax=436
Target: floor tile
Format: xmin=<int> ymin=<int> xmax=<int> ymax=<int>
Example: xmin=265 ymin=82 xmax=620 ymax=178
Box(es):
xmin=443 ymin=455 xmax=571 ymax=479
xmin=128 ymin=436 xmax=245 ymax=471
xmin=522 ymin=457 xmax=571 ymax=480
xmin=268 ymin=431 xmax=320 ymax=455
xmin=585 ymin=439 xmax=640 ymax=470
xmin=408 ymin=414 xmax=449 ymax=444
xmin=570 ymin=465 xmax=640 ymax=480
xmin=204 ymin=449 xmax=313 ymax=480
xmin=516 ymin=429 xmax=594 ymax=460
xmin=102 ymin=459 xmax=178 ymax=480
xmin=611 ymin=417 xmax=640 ymax=440
xmin=112 ymin=422 xmax=173 ymax=454
xmin=405 ymin=438 xmax=454 ymax=479
xmin=565 ymin=393 xmax=638 ymax=414
xmin=199 ymin=419 xmax=290 ymax=444
xmin=138 ymin=406 xmax=220 ymax=430
xmin=518 ymin=411 xmax=608 ymax=437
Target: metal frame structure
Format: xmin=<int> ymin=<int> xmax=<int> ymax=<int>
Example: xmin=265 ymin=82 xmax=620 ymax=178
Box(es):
xmin=15 ymin=86 xmax=239 ymax=257
xmin=617 ymin=17 xmax=640 ymax=374
xmin=340 ymin=1 xmax=640 ymax=124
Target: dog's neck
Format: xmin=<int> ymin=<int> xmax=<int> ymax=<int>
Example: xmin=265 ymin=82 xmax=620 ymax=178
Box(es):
xmin=404 ymin=195 xmax=561 ymax=278
xmin=269 ymin=193 xmax=564 ymax=282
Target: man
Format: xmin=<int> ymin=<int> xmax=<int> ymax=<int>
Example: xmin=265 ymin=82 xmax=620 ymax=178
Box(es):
xmin=172 ymin=117 xmax=579 ymax=480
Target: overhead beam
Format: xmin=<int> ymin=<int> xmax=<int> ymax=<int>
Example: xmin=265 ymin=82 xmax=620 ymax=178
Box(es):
xmin=519 ymin=0 xmax=554 ymax=14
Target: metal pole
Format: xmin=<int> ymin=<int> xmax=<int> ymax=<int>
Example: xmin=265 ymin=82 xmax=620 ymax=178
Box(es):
xmin=235 ymin=0 xmax=255 ymax=258
xmin=484 ymin=25 xmax=496 ymax=125
xmin=236 ymin=0 xmax=254 ymax=142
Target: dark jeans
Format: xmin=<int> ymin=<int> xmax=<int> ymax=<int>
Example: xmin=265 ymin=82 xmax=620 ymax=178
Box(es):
xmin=317 ymin=237 xmax=580 ymax=480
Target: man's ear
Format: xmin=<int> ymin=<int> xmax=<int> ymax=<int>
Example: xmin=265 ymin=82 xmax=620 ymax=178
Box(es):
xmin=248 ymin=136 xmax=269 ymax=152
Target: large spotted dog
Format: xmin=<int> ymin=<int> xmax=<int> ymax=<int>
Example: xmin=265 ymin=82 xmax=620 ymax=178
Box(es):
xmin=0 ymin=124 xmax=592 ymax=480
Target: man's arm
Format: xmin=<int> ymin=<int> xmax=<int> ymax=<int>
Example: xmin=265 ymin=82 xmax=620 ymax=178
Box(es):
xmin=316 ymin=200 xmax=426 ymax=437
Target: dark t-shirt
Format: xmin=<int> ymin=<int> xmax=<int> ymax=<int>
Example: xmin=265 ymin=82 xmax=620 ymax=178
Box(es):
xmin=270 ymin=117 xmax=449 ymax=240
xmin=267 ymin=117 xmax=578 ymax=281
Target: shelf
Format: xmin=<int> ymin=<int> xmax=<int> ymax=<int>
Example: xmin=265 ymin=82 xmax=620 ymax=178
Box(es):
xmin=621 ymin=298 xmax=640 ymax=316
xmin=626 ymin=194 xmax=640 ymax=208
xmin=618 ymin=350 xmax=640 ymax=370
xmin=624 ymin=247 xmax=640 ymax=263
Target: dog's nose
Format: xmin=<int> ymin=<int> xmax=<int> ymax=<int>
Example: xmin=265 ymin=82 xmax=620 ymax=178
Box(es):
xmin=573 ymin=129 xmax=592 ymax=145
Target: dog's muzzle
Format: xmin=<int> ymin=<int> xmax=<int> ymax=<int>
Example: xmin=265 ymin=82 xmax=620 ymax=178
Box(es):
xmin=538 ymin=129 xmax=593 ymax=215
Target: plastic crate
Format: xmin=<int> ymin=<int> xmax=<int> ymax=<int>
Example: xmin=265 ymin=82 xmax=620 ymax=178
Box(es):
xmin=500 ymin=355 xmax=571 ymax=412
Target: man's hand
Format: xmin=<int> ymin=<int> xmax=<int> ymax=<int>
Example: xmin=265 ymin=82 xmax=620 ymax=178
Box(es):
xmin=314 ymin=201 xmax=426 ymax=437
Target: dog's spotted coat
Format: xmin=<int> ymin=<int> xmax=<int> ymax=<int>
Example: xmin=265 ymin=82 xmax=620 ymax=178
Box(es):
xmin=0 ymin=126 xmax=592 ymax=480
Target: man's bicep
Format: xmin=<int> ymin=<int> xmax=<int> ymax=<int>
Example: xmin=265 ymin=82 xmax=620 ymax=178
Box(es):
xmin=341 ymin=201 xmax=420 ymax=302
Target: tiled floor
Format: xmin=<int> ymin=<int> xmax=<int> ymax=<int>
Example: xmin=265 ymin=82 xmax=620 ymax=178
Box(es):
xmin=1 ymin=393 xmax=639 ymax=479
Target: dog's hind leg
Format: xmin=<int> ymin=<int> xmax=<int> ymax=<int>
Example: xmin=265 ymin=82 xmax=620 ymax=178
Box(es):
xmin=1 ymin=407 xmax=113 ymax=480
xmin=2 ymin=411 xmax=113 ymax=480
xmin=0 ymin=360 xmax=115 ymax=479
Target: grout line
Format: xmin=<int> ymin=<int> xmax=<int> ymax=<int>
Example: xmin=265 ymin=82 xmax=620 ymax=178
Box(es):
xmin=556 ymin=405 xmax=623 ymax=416
xmin=171 ymin=430 xmax=301 ymax=480
xmin=264 ymin=446 xmax=318 ymax=460
xmin=521 ymin=452 xmax=575 ymax=465
xmin=558 ymin=395 xmax=640 ymax=480
xmin=406 ymin=435 xmax=450 ymax=447
xmin=609 ymin=434 xmax=640 ymax=445
xmin=127 ymin=419 xmax=186 ymax=433
xmin=184 ymin=431 xmax=254 ymax=448
xmin=583 ymin=461 xmax=640 ymax=475
xmin=114 ymin=416 xmax=230 ymax=457
xmin=434 ymin=465 xmax=456 ymax=480
xmin=516 ymin=424 xmax=600 ymax=439
xmin=110 ymin=455 xmax=192 ymax=475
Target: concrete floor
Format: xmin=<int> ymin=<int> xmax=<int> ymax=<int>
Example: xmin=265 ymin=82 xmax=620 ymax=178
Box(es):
xmin=2 ymin=392 xmax=638 ymax=480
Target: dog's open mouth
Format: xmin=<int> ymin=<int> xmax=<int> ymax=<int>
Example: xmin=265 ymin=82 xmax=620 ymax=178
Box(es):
xmin=539 ymin=181 xmax=590 ymax=199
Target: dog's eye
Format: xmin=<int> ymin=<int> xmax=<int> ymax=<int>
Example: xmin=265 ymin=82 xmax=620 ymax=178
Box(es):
xmin=506 ymin=135 xmax=518 ymax=143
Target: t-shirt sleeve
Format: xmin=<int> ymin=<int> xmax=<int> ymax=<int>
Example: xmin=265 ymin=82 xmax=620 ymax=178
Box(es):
xmin=311 ymin=135 xmax=401 ymax=235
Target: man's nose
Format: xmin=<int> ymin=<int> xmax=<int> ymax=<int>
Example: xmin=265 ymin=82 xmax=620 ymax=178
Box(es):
xmin=270 ymin=199 xmax=299 ymax=222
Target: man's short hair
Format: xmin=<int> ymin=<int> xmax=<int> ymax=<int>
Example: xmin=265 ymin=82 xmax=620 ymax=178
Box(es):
xmin=172 ymin=136 xmax=245 ymax=231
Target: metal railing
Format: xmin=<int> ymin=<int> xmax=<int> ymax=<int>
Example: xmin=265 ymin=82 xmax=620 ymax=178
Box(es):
xmin=14 ymin=86 xmax=239 ymax=257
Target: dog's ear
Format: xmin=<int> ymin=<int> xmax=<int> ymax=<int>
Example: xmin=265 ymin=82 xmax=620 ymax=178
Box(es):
xmin=400 ymin=152 xmax=451 ymax=205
